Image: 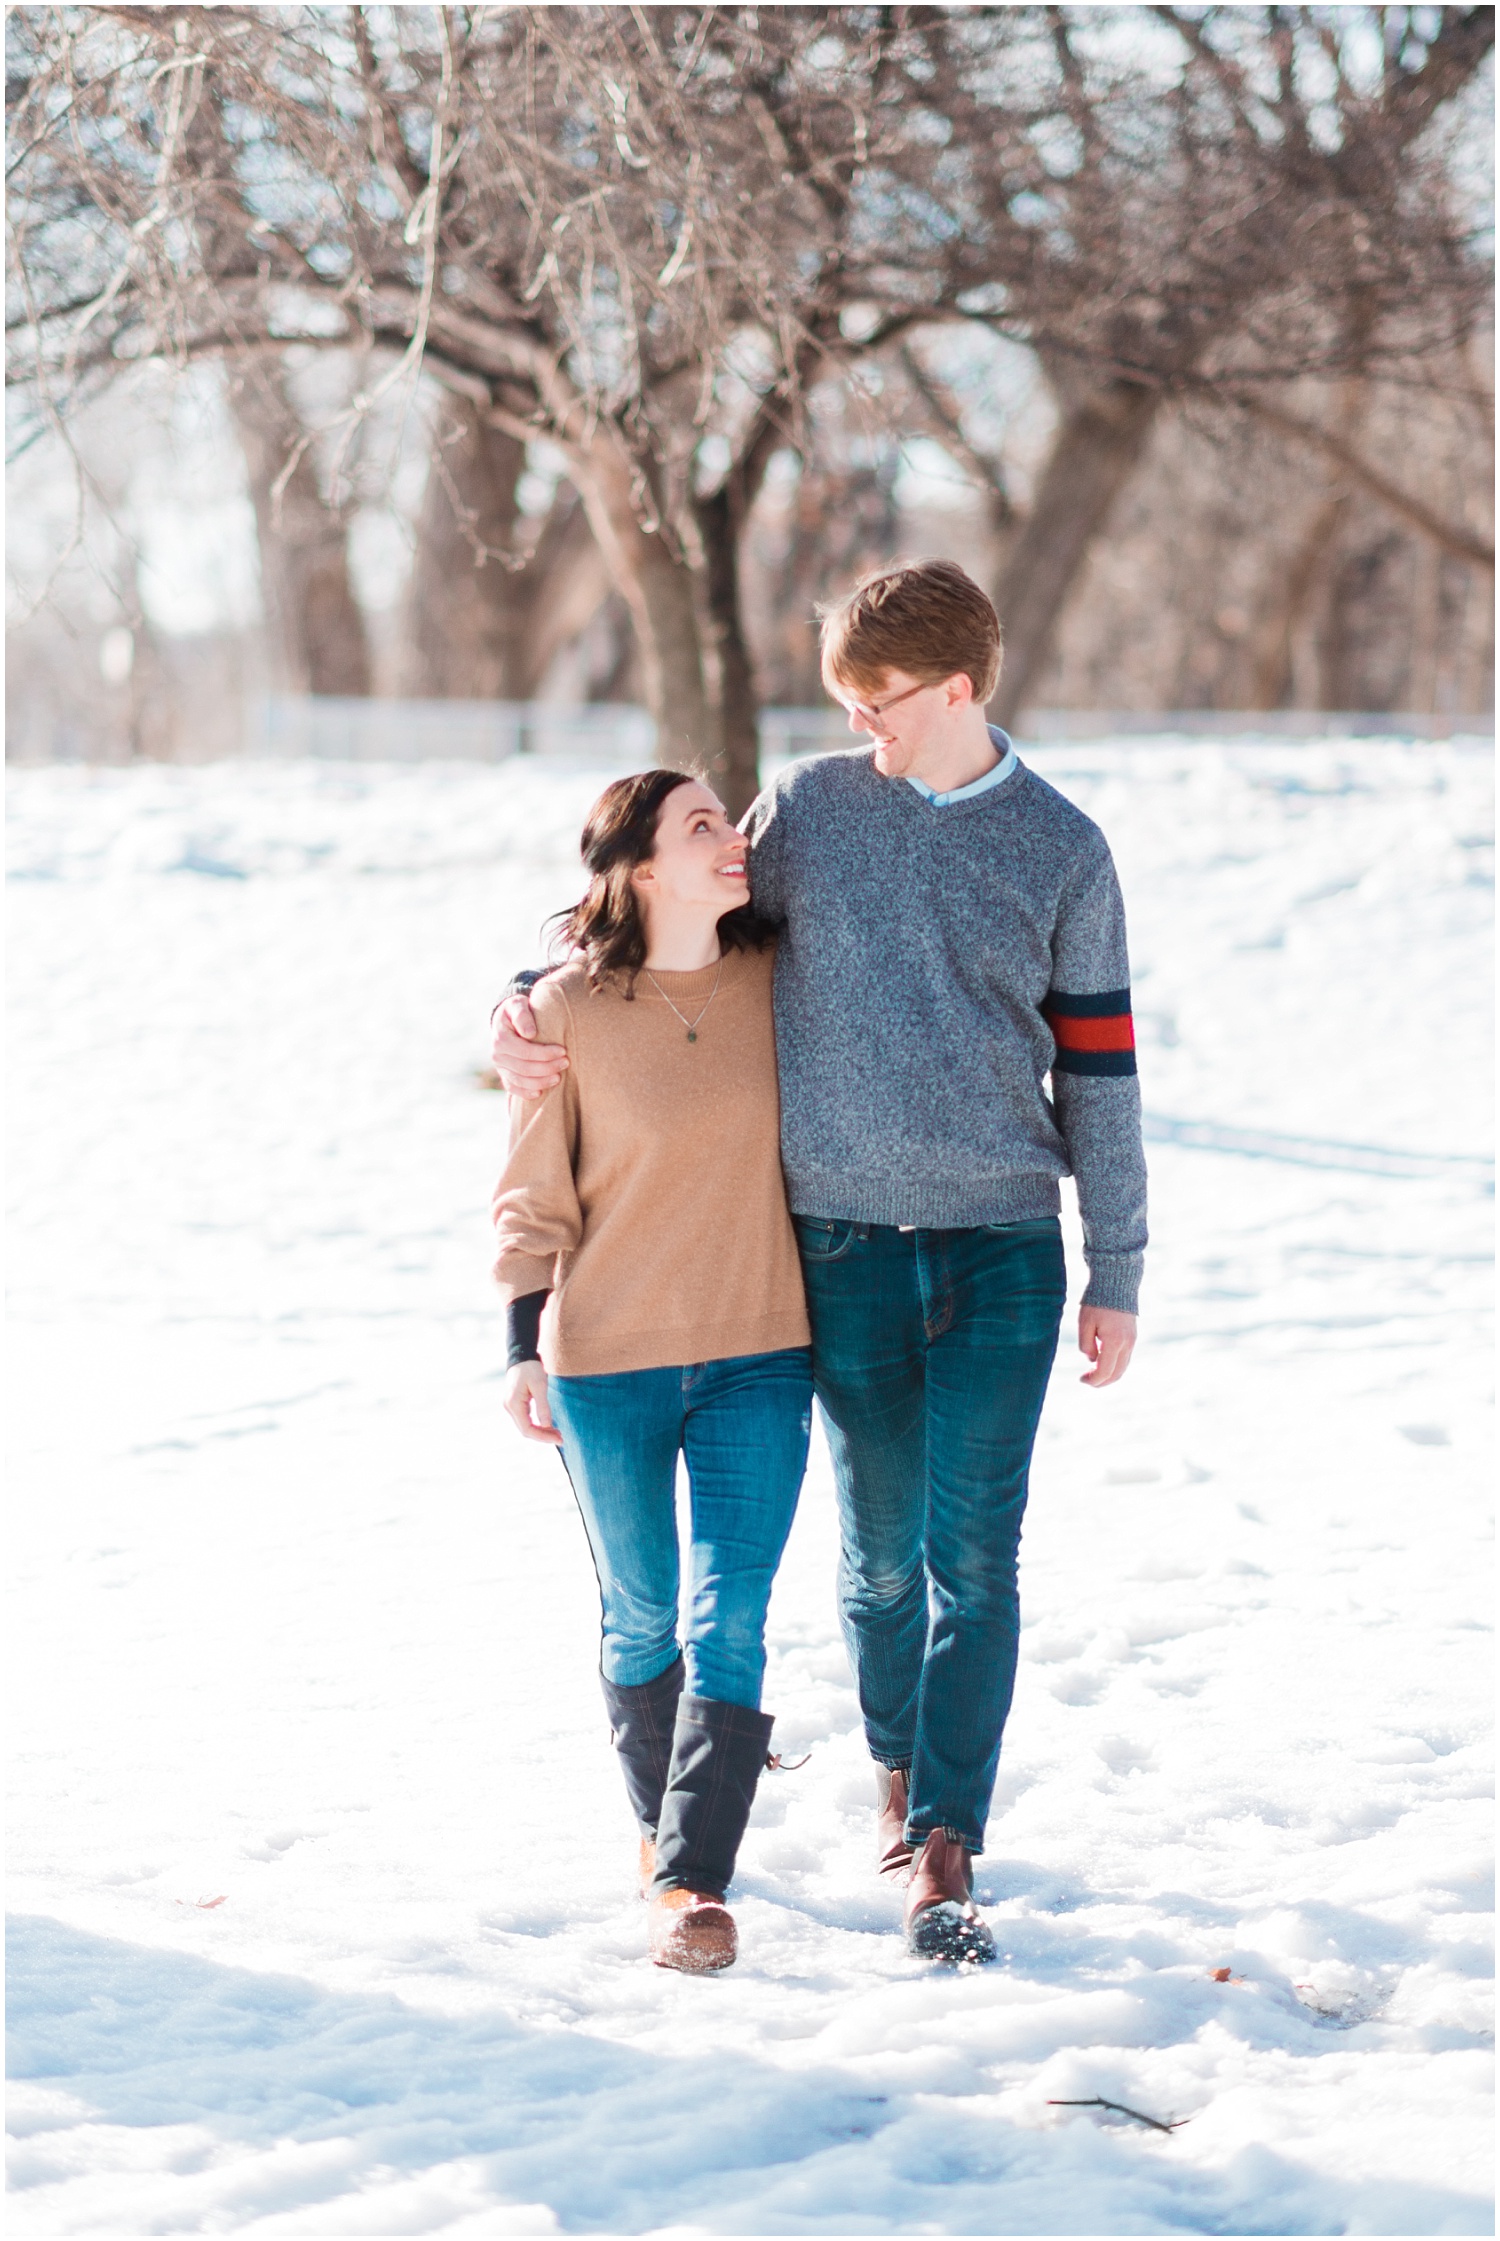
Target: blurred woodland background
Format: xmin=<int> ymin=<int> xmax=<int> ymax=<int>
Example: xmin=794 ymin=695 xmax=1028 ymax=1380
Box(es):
xmin=6 ymin=3 xmax=1494 ymax=812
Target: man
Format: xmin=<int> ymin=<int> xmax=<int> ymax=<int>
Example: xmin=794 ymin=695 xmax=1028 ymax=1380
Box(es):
xmin=493 ymin=559 xmax=1146 ymax=1964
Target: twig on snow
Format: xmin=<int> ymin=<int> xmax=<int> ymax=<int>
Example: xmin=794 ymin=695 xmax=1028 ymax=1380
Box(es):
xmin=1048 ymin=2096 xmax=1187 ymax=2135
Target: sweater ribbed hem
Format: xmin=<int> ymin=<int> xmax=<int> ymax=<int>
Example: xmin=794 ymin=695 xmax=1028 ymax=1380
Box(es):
xmin=545 ymin=1310 xmax=811 ymax=1380
xmin=1080 ymin=1254 xmax=1142 ymax=1316
xmin=786 ymin=1170 xmax=1063 ymax=1232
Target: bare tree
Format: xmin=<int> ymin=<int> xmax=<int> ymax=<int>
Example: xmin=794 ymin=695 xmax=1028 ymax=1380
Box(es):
xmin=8 ymin=4 xmax=1490 ymax=795
xmin=1226 ymin=387 xmax=1494 ymax=574
xmin=8 ymin=5 xmax=916 ymax=805
xmin=227 ymin=355 xmax=371 ymax=696
xmin=908 ymin=6 xmax=1493 ymax=723
xmin=746 ymin=437 xmax=903 ymax=706
xmin=402 ymin=397 xmax=611 ymax=700
xmin=1025 ymin=352 xmax=1492 ymax=719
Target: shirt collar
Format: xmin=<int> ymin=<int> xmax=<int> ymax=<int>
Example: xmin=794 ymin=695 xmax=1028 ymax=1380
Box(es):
xmin=904 ymin=727 xmax=1018 ymax=808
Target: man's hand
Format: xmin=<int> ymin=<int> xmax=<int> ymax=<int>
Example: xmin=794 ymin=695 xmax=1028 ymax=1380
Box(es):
xmin=1078 ymin=1306 xmax=1136 ymax=1388
xmin=491 ymin=992 xmax=567 ymax=1098
xmin=503 ymin=1360 xmax=563 ymax=1444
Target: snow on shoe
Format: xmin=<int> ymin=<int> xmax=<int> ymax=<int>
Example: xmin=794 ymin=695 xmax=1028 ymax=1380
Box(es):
xmin=904 ymin=1831 xmax=997 ymax=1966
xmin=648 ymin=1888 xmax=738 ymax=1973
xmin=906 ymin=1897 xmax=997 ymax=1967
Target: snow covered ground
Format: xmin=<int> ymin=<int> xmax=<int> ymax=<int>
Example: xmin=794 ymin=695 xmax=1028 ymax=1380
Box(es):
xmin=6 ymin=740 xmax=1493 ymax=2239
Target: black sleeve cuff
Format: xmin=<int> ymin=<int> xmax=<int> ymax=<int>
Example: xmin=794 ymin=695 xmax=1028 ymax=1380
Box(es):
xmin=505 ymin=1290 xmax=549 ymax=1367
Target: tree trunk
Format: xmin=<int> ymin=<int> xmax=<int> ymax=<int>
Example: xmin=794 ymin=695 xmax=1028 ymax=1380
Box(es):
xmin=1245 ymin=382 xmax=1369 ymax=709
xmin=570 ymin=434 xmax=717 ymax=771
xmin=692 ymin=398 xmax=809 ymax=817
xmin=695 ymin=480 xmax=761 ymax=822
xmin=991 ymin=381 xmax=1162 ymax=729
xmin=406 ymin=399 xmax=611 ymax=699
xmin=229 ymin=361 xmax=371 ymax=697
xmin=1246 ymin=490 xmax=1352 ymax=709
xmin=515 ymin=496 xmax=615 ymax=699
xmin=118 ymin=589 xmax=178 ymax=761
xmin=1405 ymin=535 xmax=1444 ymax=716
xmin=405 ymin=402 xmax=525 ymax=697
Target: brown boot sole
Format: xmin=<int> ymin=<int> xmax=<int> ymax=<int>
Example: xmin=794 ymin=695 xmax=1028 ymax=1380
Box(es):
xmin=648 ymin=1897 xmax=738 ymax=1974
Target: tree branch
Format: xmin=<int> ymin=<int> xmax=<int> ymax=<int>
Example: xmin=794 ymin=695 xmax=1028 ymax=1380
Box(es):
xmin=1232 ymin=390 xmax=1494 ymax=571
xmin=898 ymin=340 xmax=1018 ymax=523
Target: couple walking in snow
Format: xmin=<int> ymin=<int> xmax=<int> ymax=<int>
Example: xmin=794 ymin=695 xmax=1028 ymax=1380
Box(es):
xmin=491 ymin=559 xmax=1147 ymax=1975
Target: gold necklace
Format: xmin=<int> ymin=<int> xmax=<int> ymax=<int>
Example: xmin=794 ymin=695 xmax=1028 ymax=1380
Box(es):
xmin=642 ymin=956 xmax=724 ymax=1043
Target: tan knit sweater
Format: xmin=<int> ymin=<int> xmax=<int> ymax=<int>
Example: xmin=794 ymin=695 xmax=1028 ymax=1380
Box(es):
xmin=491 ymin=944 xmax=810 ymax=1376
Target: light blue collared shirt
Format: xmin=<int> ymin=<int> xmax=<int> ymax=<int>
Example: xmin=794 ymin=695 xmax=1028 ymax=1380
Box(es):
xmin=904 ymin=727 xmax=1018 ymax=808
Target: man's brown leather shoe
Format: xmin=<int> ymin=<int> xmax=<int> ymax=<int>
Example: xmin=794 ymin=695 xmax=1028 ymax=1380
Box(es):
xmin=876 ymin=1765 xmax=914 ymax=1880
xmin=903 ymin=1832 xmax=996 ymax=1965
xmin=647 ymin=1888 xmax=738 ymax=1973
xmin=638 ymin=1837 xmax=656 ymax=1897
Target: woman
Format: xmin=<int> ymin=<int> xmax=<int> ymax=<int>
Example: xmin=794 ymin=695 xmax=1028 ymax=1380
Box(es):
xmin=493 ymin=768 xmax=812 ymax=1976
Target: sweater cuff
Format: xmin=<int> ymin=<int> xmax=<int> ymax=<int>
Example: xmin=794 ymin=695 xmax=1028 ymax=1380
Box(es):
xmin=1081 ymin=1252 xmax=1142 ymax=1316
xmin=494 ymin=1252 xmax=557 ymax=1303
xmin=506 ymin=1290 xmax=550 ymax=1367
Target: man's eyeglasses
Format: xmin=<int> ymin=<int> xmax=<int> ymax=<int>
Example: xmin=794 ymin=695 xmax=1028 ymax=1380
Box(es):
xmin=839 ymin=680 xmax=929 ymax=732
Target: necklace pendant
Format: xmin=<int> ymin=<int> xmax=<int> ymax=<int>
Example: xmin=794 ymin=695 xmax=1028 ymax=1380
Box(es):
xmin=686 ymin=1029 xmax=697 ymax=1043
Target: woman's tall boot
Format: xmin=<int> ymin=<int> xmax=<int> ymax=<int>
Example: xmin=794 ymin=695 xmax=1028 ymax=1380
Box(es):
xmin=648 ymin=1695 xmax=774 ymax=1974
xmin=599 ymin=1655 xmax=684 ymax=1895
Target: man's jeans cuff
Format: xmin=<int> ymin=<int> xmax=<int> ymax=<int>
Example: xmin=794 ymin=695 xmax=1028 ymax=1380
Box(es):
xmin=906 ymin=1822 xmax=983 ymax=1855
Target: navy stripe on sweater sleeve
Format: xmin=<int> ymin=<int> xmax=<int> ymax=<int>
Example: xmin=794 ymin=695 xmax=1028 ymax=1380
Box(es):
xmin=1043 ymin=987 xmax=1137 ymax=1077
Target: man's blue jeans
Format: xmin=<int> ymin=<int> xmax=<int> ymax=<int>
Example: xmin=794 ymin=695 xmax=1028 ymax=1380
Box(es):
xmin=548 ymin=1349 xmax=813 ymax=1711
xmin=795 ymin=1217 xmax=1066 ymax=1853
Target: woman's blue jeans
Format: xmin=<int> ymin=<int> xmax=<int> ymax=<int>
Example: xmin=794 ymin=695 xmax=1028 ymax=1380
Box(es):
xmin=795 ymin=1217 xmax=1066 ymax=1853
xmin=548 ymin=1348 xmax=813 ymax=1711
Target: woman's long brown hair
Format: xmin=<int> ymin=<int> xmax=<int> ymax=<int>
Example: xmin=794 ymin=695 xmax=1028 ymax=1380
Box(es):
xmin=549 ymin=768 xmax=770 ymax=991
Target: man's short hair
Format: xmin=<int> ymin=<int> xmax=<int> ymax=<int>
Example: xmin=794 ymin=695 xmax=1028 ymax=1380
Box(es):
xmin=819 ymin=559 xmax=1003 ymax=706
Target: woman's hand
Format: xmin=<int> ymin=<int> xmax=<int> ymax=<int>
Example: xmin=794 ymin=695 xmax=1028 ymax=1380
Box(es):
xmin=503 ymin=1361 xmax=564 ymax=1444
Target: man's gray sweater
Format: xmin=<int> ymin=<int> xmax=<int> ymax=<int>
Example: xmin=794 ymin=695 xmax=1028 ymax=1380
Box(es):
xmin=742 ymin=740 xmax=1148 ymax=1315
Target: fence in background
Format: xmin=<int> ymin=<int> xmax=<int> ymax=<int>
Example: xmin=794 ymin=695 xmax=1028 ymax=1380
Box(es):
xmin=247 ymin=696 xmax=1492 ymax=763
xmin=1019 ymin=709 xmax=1493 ymax=741
xmin=250 ymin=695 xmax=658 ymax=762
xmin=251 ymin=690 xmax=1488 ymax=761
xmin=249 ymin=697 xmax=865 ymax=762
xmin=9 ymin=698 xmax=1492 ymax=767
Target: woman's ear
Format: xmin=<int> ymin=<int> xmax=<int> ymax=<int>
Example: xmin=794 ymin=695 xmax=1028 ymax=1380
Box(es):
xmin=630 ymin=859 xmax=656 ymax=890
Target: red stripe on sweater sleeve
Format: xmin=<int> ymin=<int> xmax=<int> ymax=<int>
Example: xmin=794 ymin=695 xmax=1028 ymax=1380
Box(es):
xmin=1048 ymin=1012 xmax=1136 ymax=1053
